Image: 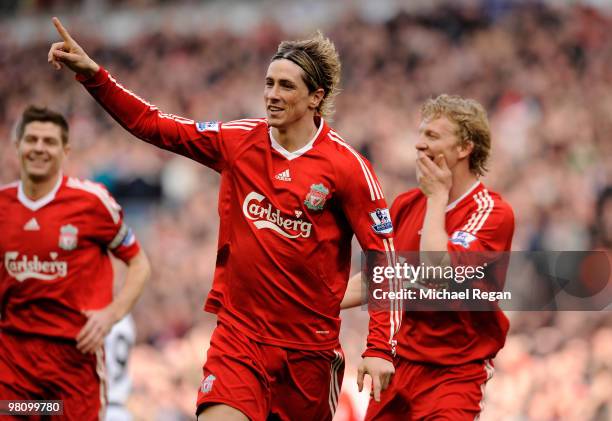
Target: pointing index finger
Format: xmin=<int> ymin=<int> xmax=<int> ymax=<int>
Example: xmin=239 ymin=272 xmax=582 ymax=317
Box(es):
xmin=52 ymin=17 xmax=73 ymax=43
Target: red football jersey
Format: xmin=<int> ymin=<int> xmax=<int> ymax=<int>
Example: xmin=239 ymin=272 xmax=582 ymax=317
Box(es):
xmin=77 ymin=68 xmax=399 ymax=358
xmin=391 ymin=181 xmax=514 ymax=365
xmin=0 ymin=175 xmax=140 ymax=340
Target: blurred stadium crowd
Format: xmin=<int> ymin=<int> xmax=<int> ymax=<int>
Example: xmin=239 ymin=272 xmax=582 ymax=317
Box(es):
xmin=1 ymin=1 xmax=611 ymax=420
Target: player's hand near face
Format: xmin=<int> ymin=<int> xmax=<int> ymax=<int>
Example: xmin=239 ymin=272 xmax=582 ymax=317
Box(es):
xmin=417 ymin=154 xmax=452 ymax=200
xmin=76 ymin=307 xmax=117 ymax=354
xmin=357 ymin=357 xmax=395 ymax=402
xmin=48 ymin=17 xmax=99 ymax=78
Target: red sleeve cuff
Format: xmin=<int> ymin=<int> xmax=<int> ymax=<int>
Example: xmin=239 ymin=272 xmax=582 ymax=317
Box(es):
xmin=75 ymin=66 xmax=108 ymax=86
xmin=112 ymin=240 xmax=141 ymax=264
xmin=362 ymin=349 xmax=394 ymax=363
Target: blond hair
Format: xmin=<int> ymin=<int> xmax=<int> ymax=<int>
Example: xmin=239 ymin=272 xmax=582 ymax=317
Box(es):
xmin=272 ymin=31 xmax=341 ymax=119
xmin=421 ymin=94 xmax=491 ymax=176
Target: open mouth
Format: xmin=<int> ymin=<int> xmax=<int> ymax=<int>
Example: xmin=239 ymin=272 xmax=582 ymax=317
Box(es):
xmin=418 ymin=152 xmax=435 ymax=160
xmin=267 ymin=106 xmax=284 ymax=113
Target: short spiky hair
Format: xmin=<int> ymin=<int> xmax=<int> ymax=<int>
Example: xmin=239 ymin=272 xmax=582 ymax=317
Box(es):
xmin=421 ymin=94 xmax=491 ymax=176
xmin=16 ymin=105 xmax=69 ymax=144
xmin=272 ymin=31 xmax=341 ymax=119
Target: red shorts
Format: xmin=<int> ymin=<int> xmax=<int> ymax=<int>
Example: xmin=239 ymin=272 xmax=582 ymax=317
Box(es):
xmin=365 ymin=358 xmax=494 ymax=421
xmin=0 ymin=330 xmax=106 ymax=421
xmin=196 ymin=322 xmax=345 ymax=421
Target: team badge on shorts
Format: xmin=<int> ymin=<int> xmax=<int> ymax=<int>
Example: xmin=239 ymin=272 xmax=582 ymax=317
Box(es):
xmin=304 ymin=183 xmax=329 ymax=211
xmin=200 ymin=374 xmax=216 ymax=394
xmin=58 ymin=224 xmax=79 ymax=250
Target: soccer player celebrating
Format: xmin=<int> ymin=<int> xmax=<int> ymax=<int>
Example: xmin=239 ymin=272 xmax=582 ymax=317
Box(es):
xmin=48 ymin=18 xmax=398 ymax=421
xmin=342 ymin=94 xmax=515 ymax=420
xmin=0 ymin=105 xmax=150 ymax=420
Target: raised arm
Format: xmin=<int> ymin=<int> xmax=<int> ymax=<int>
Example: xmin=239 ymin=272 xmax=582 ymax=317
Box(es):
xmin=417 ymin=154 xmax=453 ymax=258
xmin=48 ymin=18 xmax=226 ymax=171
xmin=48 ymin=17 xmax=99 ymax=78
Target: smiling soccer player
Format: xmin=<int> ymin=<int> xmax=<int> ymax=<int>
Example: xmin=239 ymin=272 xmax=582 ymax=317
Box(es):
xmin=343 ymin=94 xmax=515 ymax=420
xmin=0 ymin=105 xmax=150 ymax=420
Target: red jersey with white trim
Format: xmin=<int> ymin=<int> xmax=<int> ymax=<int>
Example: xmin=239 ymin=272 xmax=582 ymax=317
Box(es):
xmin=77 ymin=68 xmax=398 ymax=357
xmin=0 ymin=175 xmax=140 ymax=340
xmin=391 ymin=182 xmax=514 ymax=365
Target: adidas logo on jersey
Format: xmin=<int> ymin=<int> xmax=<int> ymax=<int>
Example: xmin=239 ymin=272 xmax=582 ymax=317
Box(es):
xmin=274 ymin=169 xmax=292 ymax=182
xmin=23 ymin=217 xmax=40 ymax=231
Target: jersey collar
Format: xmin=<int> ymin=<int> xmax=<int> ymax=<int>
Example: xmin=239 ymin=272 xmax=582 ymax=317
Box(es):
xmin=446 ymin=180 xmax=481 ymax=212
xmin=269 ymin=118 xmax=325 ymax=161
xmin=18 ymin=173 xmax=64 ymax=211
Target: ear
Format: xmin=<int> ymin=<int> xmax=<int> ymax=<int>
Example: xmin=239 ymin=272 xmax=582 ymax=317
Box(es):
xmin=309 ymin=88 xmax=325 ymax=110
xmin=63 ymin=142 xmax=71 ymax=157
xmin=457 ymin=139 xmax=473 ymax=160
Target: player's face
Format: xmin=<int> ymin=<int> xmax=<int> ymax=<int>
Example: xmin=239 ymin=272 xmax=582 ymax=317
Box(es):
xmin=415 ymin=116 xmax=470 ymax=173
xmin=17 ymin=121 xmax=69 ymax=182
xmin=264 ymin=59 xmax=321 ymax=129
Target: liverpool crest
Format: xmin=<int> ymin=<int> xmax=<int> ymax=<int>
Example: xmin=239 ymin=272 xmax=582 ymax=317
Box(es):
xmin=58 ymin=224 xmax=78 ymax=251
xmin=304 ymin=183 xmax=329 ymax=211
xmin=200 ymin=374 xmax=216 ymax=394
